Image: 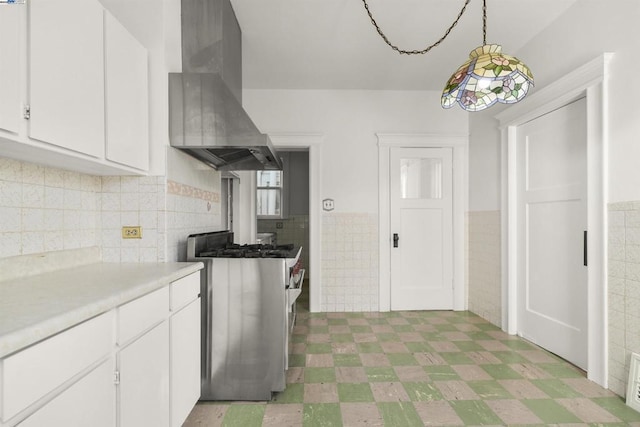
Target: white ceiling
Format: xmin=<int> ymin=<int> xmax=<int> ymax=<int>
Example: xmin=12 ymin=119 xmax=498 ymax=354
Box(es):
xmin=230 ymin=0 xmax=578 ymax=91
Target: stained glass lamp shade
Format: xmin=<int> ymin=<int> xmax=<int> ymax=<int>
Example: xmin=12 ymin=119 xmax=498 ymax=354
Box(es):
xmin=441 ymin=44 xmax=534 ymax=112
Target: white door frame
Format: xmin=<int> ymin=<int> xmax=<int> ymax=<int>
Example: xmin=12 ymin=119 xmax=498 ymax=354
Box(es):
xmin=495 ymin=53 xmax=612 ymax=387
xmin=378 ymin=134 xmax=468 ymax=312
xmin=269 ymin=133 xmax=323 ymax=313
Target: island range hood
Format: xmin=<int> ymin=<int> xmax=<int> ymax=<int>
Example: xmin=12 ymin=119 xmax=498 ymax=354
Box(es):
xmin=168 ymin=0 xmax=282 ymax=171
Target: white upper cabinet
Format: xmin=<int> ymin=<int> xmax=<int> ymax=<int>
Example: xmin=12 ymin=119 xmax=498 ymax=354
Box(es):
xmin=29 ymin=0 xmax=105 ymax=158
xmin=0 ymin=5 xmax=22 ymax=135
xmin=105 ymin=11 xmax=149 ymax=171
xmin=0 ymin=0 xmax=150 ymax=174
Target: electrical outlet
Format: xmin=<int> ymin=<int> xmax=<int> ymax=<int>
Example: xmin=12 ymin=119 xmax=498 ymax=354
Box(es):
xmin=322 ymin=198 xmax=334 ymax=211
xmin=122 ymin=226 xmax=142 ymax=239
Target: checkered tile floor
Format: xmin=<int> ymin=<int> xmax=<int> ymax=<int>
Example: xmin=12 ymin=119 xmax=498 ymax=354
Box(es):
xmin=183 ymin=291 xmax=640 ymax=426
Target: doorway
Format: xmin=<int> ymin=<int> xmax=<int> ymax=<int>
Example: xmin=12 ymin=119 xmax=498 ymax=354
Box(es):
xmin=497 ymin=54 xmax=610 ymax=386
xmin=257 ymin=150 xmax=311 ymax=311
xmin=516 ymin=98 xmax=588 ymax=370
xmin=389 ymin=147 xmax=454 ymax=310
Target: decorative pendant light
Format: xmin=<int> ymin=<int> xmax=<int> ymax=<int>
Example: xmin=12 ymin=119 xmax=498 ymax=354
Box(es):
xmin=441 ymin=0 xmax=534 ymax=111
xmin=361 ymin=0 xmax=533 ymax=112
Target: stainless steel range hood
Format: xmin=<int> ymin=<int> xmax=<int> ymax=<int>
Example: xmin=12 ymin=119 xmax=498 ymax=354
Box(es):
xmin=168 ymin=0 xmax=282 ymax=171
xmin=169 ymin=72 xmax=282 ymax=171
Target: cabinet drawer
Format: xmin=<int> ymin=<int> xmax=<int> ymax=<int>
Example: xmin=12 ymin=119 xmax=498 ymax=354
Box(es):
xmin=170 ymin=272 xmax=200 ymax=312
xmin=1 ymin=311 xmax=113 ymax=422
xmin=118 ymin=287 xmax=169 ymax=345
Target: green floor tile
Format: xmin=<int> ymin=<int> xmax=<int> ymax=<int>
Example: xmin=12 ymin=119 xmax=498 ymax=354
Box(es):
xmin=350 ymin=325 xmax=373 ymax=333
xmin=328 ymin=318 xmax=348 ymax=325
xmin=307 ymin=343 xmax=333 ymax=354
xmin=405 ymin=317 xmax=425 ymax=325
xmin=481 ymin=364 xmax=523 ymax=379
xmin=405 ymin=342 xmax=433 ymax=352
xmin=492 ymin=350 xmax=529 ymax=363
xmin=403 ymin=381 xmax=443 ymax=401
xmin=333 ymin=354 xmax=361 ymax=367
xmin=387 ymin=353 xmax=418 ymax=366
xmin=454 ymin=340 xmax=484 ymax=351
xmin=466 ymin=331 xmax=494 ymax=340
xmin=289 ymin=353 xmax=306 ymax=367
xmin=303 ymin=403 xmax=343 ymax=427
xmin=523 ymin=399 xmax=582 ymax=423
xmin=434 ymin=323 xmax=458 ymax=332
xmin=389 ymin=324 xmax=412 ymax=332
xmin=467 ymin=380 xmax=513 ymax=399
xmin=501 ymin=339 xmax=535 ymax=350
xmin=450 ymin=400 xmax=503 ymax=425
xmin=377 ymin=402 xmax=424 ymax=426
xmin=292 ymin=333 xmax=306 ymax=343
xmin=420 ymin=332 xmax=444 ymax=341
xmin=310 ymin=326 xmax=330 ymax=334
xmin=531 ymin=378 xmax=583 ymax=398
xmin=538 ymin=362 xmax=585 ymax=378
xmin=337 ymin=383 xmax=374 ymax=402
xmin=305 ymin=367 xmax=336 ymax=383
xmin=475 ymin=322 xmax=501 ymax=331
xmin=365 ymin=367 xmax=399 ymax=382
xmin=344 ymin=312 xmax=365 ymax=318
xmin=423 ymin=365 xmax=460 ymax=381
xmin=367 ymin=318 xmax=388 ymax=325
xmin=439 ymin=351 xmax=474 ymax=365
xmin=271 ymin=383 xmax=304 ymax=404
xmin=593 ymin=397 xmax=640 ymax=421
xmin=330 ymin=333 xmax=354 ymax=343
xmin=221 ymin=404 xmax=265 ymax=427
xmin=376 ymin=332 xmax=400 ymax=342
xmin=356 ymin=342 xmax=383 ymax=353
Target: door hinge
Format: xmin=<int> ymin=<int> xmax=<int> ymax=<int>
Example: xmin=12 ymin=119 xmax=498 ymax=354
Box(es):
xmin=23 ymin=105 xmax=30 ymax=120
xmin=113 ymin=371 xmax=120 ymax=385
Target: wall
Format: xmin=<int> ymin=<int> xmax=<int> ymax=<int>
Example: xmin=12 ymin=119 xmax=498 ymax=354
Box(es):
xmin=467 ymin=0 xmax=640 ymax=395
xmin=608 ymin=202 xmax=640 ymax=396
xmin=0 ymin=151 xmax=222 ymax=263
xmin=0 ymin=157 xmax=100 ymax=258
xmin=244 ymin=89 xmax=467 ymax=311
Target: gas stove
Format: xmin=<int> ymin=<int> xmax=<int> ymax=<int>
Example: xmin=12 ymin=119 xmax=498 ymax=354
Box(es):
xmin=186 ymin=230 xmax=304 ymax=401
xmin=199 ymin=243 xmax=298 ymax=259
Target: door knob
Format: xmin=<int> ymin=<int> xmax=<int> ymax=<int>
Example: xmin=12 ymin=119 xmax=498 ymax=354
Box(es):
xmin=393 ymin=233 xmax=399 ymax=248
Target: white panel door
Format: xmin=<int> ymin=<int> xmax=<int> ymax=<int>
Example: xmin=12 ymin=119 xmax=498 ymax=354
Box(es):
xmin=517 ymin=98 xmax=588 ymax=369
xmin=29 ymin=0 xmax=104 ymax=157
xmin=390 ymin=147 xmax=453 ymax=310
xmin=0 ymin=4 xmax=22 ymax=135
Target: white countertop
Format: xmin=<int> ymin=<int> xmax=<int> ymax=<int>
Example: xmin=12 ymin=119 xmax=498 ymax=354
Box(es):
xmin=0 ymin=262 xmax=203 ymax=358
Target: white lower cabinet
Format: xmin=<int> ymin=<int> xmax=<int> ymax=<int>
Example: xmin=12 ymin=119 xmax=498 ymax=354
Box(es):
xmin=119 ymin=321 xmax=170 ymax=427
xmin=19 ymin=361 xmax=115 ymax=427
xmin=0 ymin=271 xmax=202 ymax=427
xmin=170 ymin=300 xmax=201 ymax=427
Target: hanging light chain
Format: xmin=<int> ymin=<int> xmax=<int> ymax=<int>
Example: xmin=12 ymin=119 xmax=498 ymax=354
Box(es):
xmin=361 ymin=0 xmax=472 ymax=55
xmin=482 ymin=0 xmax=487 ymax=45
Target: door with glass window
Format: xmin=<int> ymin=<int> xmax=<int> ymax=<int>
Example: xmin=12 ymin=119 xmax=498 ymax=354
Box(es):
xmin=390 ymin=147 xmax=453 ymax=310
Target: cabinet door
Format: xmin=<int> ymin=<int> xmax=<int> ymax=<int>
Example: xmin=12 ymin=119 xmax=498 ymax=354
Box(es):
xmin=29 ymin=0 xmax=104 ymax=157
xmin=104 ymin=11 xmax=149 ymax=171
xmin=19 ymin=361 xmax=115 ymax=427
xmin=170 ymin=299 xmax=201 ymax=427
xmin=0 ymin=4 xmax=22 ymax=135
xmin=119 ymin=320 xmax=170 ymax=427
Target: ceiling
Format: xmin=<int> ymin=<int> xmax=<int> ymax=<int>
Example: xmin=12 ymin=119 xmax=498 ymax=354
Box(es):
xmin=230 ymin=0 xmax=578 ymax=91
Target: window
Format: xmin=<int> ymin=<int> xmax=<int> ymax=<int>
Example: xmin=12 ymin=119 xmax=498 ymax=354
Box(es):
xmin=257 ymin=170 xmax=283 ymax=218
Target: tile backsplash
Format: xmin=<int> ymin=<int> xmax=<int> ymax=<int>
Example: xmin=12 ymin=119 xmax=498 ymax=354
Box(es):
xmin=608 ymin=201 xmax=640 ymax=397
xmin=0 ymin=156 xmax=221 ymax=263
xmin=0 ymin=157 xmax=100 ymax=257
xmin=466 ymin=210 xmax=502 ymax=327
xmin=322 ymin=212 xmax=379 ymax=312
